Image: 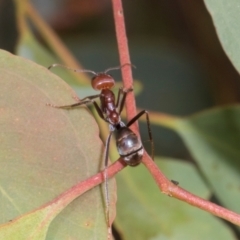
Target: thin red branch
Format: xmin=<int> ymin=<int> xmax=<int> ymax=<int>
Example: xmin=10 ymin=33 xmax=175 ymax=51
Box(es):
xmin=111 ymin=0 xmax=240 ymax=228
xmin=111 ymin=0 xmax=138 ymax=133
xmin=50 ymin=152 xmax=240 ymax=226
xmin=24 ymin=154 xmax=239 ymax=228
xmin=10 ymin=160 xmax=126 ymax=229
xmin=143 ymin=152 xmax=240 ymax=226
xmin=53 ymin=160 xmax=126 ymax=206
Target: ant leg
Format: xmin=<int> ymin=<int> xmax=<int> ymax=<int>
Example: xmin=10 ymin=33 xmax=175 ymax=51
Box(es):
xmin=127 ymin=110 xmax=154 ymax=160
xmin=116 ymin=87 xmax=133 ymax=114
xmin=46 ymin=100 xmax=91 ymax=109
xmin=47 ymin=93 xmax=110 ymax=124
xmin=92 ymin=101 xmax=109 ymax=123
xmin=103 ymin=131 xmax=114 ymax=232
xmin=72 ymin=95 xmax=81 ymax=102
xmin=46 ymin=94 xmax=100 ymax=109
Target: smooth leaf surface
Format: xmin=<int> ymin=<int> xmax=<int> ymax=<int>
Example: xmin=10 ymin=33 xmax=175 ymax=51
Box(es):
xmin=0 ymin=203 xmax=62 ymax=240
xmin=0 ymin=50 xmax=115 ymax=239
xmin=204 ymin=0 xmax=240 ymax=72
xmin=115 ymin=158 xmax=236 ymax=240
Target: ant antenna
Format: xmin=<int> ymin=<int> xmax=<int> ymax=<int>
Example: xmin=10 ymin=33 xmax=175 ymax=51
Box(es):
xmin=104 ymin=63 xmax=136 ymax=74
xmin=48 ymin=63 xmax=97 ymax=76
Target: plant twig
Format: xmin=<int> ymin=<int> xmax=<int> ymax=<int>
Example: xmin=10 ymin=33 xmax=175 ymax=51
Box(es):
xmin=143 ymin=152 xmax=240 ymax=226
xmin=111 ymin=0 xmax=138 ymax=133
xmin=111 ymin=0 xmax=240 ymax=228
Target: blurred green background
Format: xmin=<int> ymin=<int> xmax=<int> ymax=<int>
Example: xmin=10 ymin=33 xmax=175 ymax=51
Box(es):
xmin=1 ymin=0 xmax=240 ymax=239
xmin=2 ymin=0 xmax=238 ymax=159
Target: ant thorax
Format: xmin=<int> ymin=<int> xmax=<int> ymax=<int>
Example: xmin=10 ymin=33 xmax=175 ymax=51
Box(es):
xmin=108 ymin=121 xmax=125 ymax=132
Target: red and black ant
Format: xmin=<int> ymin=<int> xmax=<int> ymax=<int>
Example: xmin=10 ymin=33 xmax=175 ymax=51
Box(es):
xmin=47 ymin=63 xmax=154 ymax=233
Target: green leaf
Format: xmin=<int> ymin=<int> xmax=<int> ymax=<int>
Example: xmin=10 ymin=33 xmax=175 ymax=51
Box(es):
xmin=13 ymin=0 xmax=90 ymax=87
xmin=115 ymin=158 xmax=235 ymax=239
xmin=0 ymin=203 xmax=64 ymax=240
xmin=0 ymin=49 xmax=115 ymax=239
xmin=204 ymin=0 xmax=240 ymax=72
xmin=17 ymin=28 xmax=88 ymax=87
xmin=173 ymin=106 xmax=240 ymax=214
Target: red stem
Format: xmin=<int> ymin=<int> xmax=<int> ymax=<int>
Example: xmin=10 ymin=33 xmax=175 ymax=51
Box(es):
xmin=111 ymin=0 xmax=240 ymax=227
xmin=32 ymin=155 xmax=240 ymax=227
xmin=11 ymin=160 xmax=126 ymax=228
xmin=143 ymin=152 xmax=240 ymax=225
xmin=47 ymin=160 xmax=126 ymax=208
xmin=111 ymin=0 xmax=138 ymax=133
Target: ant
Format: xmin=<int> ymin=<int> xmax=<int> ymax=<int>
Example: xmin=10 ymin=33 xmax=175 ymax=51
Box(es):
xmin=47 ymin=63 xmax=154 ymax=234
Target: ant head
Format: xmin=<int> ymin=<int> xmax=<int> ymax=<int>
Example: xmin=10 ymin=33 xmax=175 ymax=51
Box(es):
xmin=91 ymin=63 xmax=135 ymax=91
xmin=91 ymin=73 xmax=115 ymax=90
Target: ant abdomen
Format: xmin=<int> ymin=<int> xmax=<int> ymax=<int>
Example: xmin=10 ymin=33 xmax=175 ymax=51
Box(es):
xmin=115 ymin=127 xmax=143 ymax=166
